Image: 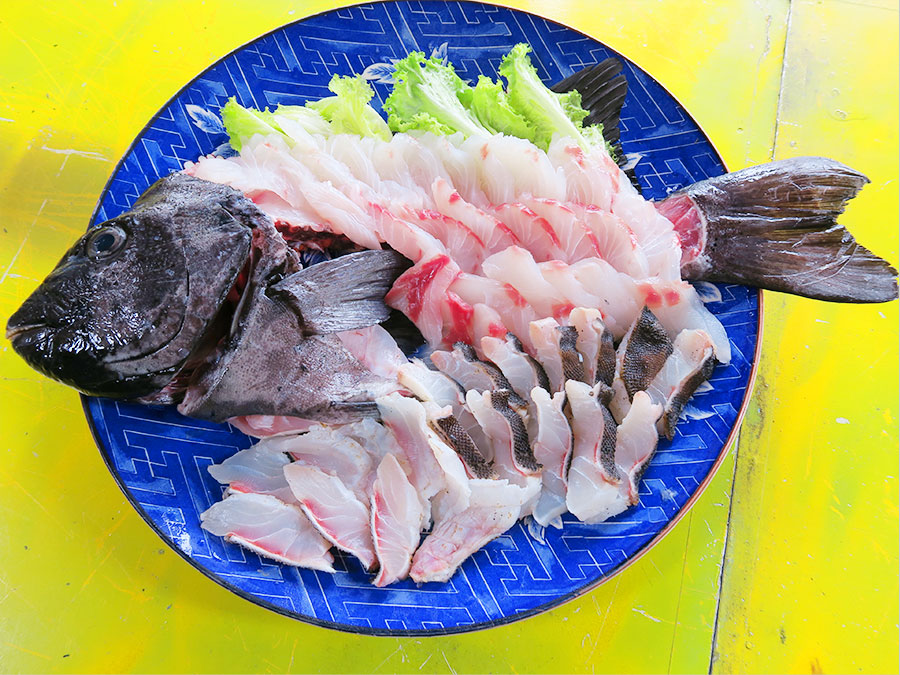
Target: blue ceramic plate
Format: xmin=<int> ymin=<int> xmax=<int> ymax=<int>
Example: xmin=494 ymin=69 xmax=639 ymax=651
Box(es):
xmin=84 ymin=0 xmax=760 ymax=635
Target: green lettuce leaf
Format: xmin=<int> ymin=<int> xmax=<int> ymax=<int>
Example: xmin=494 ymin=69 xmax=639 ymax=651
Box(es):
xmin=461 ymin=75 xmax=536 ymax=142
xmin=219 ymin=98 xmax=284 ymax=152
xmin=382 ymin=52 xmax=491 ymax=137
xmin=497 ymin=43 xmax=588 ymax=149
xmin=306 ymin=74 xmax=391 ymax=140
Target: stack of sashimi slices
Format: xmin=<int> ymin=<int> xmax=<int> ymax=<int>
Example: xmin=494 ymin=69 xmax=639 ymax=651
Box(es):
xmin=191 ymin=51 xmax=732 ymax=585
xmin=201 ymin=304 xmax=718 ymax=585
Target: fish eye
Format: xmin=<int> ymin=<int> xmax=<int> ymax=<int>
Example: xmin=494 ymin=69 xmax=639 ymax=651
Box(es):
xmin=86 ymin=225 xmax=128 ymax=259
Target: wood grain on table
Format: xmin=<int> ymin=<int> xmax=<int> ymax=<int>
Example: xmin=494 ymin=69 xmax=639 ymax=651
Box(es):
xmin=0 ymin=2 xmax=896 ymax=673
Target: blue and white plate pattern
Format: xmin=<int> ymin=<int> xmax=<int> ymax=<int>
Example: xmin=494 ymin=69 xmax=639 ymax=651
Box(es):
xmin=84 ymin=1 xmax=759 ymax=635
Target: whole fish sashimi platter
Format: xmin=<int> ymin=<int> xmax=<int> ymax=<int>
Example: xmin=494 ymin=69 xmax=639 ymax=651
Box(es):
xmin=7 ymin=45 xmax=897 ymax=586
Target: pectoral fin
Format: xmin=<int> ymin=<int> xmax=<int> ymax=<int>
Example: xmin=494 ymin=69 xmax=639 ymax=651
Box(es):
xmin=269 ymin=249 xmax=410 ymax=333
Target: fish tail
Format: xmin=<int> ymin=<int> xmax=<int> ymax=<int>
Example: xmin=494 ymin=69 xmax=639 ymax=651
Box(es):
xmin=658 ymin=157 xmax=898 ymax=302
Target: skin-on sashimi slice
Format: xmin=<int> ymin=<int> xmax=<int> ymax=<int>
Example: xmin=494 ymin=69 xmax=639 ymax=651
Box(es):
xmin=283 ymin=463 xmax=377 ymax=570
xmin=564 ymin=380 xmax=625 ymax=524
xmin=524 ymin=197 xmax=603 ymax=263
xmin=638 ymin=279 xmax=731 ymax=363
xmin=409 ymin=479 xmax=529 ymax=584
xmin=386 ymin=253 xmax=461 ymax=348
xmin=371 ymin=453 xmax=428 ymax=587
xmin=396 ymin=359 xmax=493 ymax=459
xmin=430 ymin=415 xmax=496 ymax=480
xmin=482 ymin=247 xmax=574 ymax=322
xmin=568 ymin=307 xmax=616 ymax=386
xmin=530 ymin=387 xmax=573 ymax=527
xmin=645 ymin=328 xmax=718 ymax=439
xmin=200 ymin=492 xmax=335 ymax=571
xmin=529 ymin=318 xmax=566 ymax=393
xmin=615 ymin=391 xmax=664 ymax=505
xmin=430 ymin=342 xmax=521 ymax=405
xmin=207 ymin=443 xmax=296 ymax=504
xmin=449 ymin=273 xmax=539 ymax=352
xmin=480 ymin=333 xmax=550 ymax=402
xmin=465 ymin=389 xmax=540 ymax=487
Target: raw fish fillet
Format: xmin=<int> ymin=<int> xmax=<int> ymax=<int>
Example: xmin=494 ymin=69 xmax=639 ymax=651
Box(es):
xmin=283 ymin=463 xmax=377 ymax=570
xmin=530 ymin=387 xmax=573 ymax=527
xmin=409 ymin=479 xmax=529 ymax=584
xmin=371 ymin=453 xmax=427 ymax=587
xmin=200 ymin=492 xmax=334 ymax=571
xmin=615 ymin=391 xmax=664 ymax=504
xmin=565 ymin=380 xmax=625 ymax=524
xmin=207 ymin=443 xmax=295 ymax=504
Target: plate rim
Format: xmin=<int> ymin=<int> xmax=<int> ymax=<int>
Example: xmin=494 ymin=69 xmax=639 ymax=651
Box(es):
xmin=82 ymin=0 xmax=765 ymax=636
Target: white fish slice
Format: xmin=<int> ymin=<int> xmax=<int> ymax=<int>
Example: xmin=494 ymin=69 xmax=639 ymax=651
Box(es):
xmin=371 ymin=453 xmax=427 ymax=587
xmin=530 ymin=387 xmax=573 ymax=528
xmin=283 ymin=463 xmax=377 ymax=570
xmin=409 ymin=479 xmax=529 ymax=584
xmin=200 ymin=492 xmax=334 ymax=571
xmin=207 ymin=443 xmax=296 ymax=504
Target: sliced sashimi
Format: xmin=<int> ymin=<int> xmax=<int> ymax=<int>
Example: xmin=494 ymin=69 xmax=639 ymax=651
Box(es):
xmin=568 ymin=258 xmax=645 ymax=338
xmin=482 ymin=247 xmax=573 ymax=322
xmin=530 ymin=387 xmax=573 ymax=527
xmin=639 ymin=279 xmax=731 ymax=363
xmin=375 ymin=392 xmax=446 ymax=504
xmin=564 ymin=380 xmax=625 ymax=524
xmin=492 ymin=202 xmax=567 ymax=263
xmin=449 ymin=273 xmax=539 ymax=351
xmin=569 ymin=203 xmax=651 ymax=278
xmin=568 ymin=307 xmax=616 ymax=386
xmin=432 ymin=177 xmax=520 ymax=254
xmin=386 ymin=254 xmax=461 ymax=347
xmin=529 ymin=318 xmax=566 ymax=392
xmin=273 ymin=426 xmax=373 ymax=497
xmin=612 ymin=180 xmax=683 ymax=280
xmin=228 ymin=414 xmax=319 ymax=438
xmin=465 ymin=389 xmax=540 ymax=485
xmin=409 ymin=479 xmax=528 ymax=584
xmin=546 ymin=137 xmax=618 ymax=212
xmin=371 ymin=453 xmax=427 ymax=587
xmin=207 ymin=443 xmax=296 ymax=504
xmin=431 ymin=415 xmax=496 ymax=479
xmin=283 ymin=464 xmax=377 ymax=570
xmin=524 ymin=197 xmax=603 ymax=263
xmin=615 ymin=391 xmax=663 ymax=504
xmin=646 ymin=329 xmax=718 ymax=439
xmin=336 ymin=324 xmax=408 ymax=381
xmin=200 ymin=492 xmax=335 ymax=571
xmin=480 ymin=332 xmax=550 ymax=401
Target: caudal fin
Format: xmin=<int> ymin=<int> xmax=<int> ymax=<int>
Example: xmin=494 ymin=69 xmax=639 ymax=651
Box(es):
xmin=658 ymin=157 xmax=898 ymax=303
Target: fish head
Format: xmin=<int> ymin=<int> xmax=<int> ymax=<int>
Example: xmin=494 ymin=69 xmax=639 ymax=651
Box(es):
xmin=6 ymin=173 xmax=254 ymax=398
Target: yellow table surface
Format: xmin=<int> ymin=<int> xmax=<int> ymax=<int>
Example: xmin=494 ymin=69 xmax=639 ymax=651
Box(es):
xmin=1 ymin=1 xmax=897 ymax=673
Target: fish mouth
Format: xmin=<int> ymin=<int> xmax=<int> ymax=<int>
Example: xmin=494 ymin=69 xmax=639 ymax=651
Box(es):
xmin=5 ymin=322 xmax=47 ymax=344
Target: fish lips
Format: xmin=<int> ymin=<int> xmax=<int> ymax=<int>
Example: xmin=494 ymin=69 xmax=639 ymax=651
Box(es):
xmin=6 ymin=303 xmax=177 ymax=398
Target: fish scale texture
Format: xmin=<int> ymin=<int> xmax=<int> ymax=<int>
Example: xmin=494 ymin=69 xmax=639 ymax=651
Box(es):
xmin=83 ymin=1 xmax=758 ymax=634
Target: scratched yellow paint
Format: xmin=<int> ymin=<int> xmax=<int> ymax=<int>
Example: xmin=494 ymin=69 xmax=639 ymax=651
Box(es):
xmin=711 ymin=2 xmax=900 ymax=674
xmin=1 ymin=2 xmax=893 ymax=673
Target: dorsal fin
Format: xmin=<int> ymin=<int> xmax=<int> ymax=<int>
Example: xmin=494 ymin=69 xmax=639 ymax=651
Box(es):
xmin=552 ymin=58 xmax=627 ymax=156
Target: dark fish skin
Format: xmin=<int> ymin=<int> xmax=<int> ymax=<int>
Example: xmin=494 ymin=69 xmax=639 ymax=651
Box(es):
xmin=660 ymin=353 xmax=718 ymax=441
xmin=658 ymin=157 xmax=899 ymax=302
xmin=175 ymin=199 xmax=402 ymax=424
xmin=621 ymin=307 xmax=673 ymax=400
xmin=6 ymin=174 xmax=254 ymax=398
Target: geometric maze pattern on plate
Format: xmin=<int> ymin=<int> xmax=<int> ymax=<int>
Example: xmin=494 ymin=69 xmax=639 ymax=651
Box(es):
xmin=84 ymin=1 xmax=759 ymax=635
